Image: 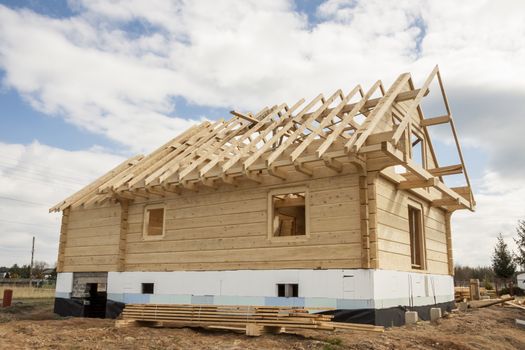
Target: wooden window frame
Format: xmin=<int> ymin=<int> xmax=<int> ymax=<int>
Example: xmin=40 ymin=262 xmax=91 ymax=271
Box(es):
xmin=142 ymin=203 xmax=166 ymax=241
xmin=267 ymin=186 xmax=310 ymax=241
xmin=408 ymin=200 xmax=427 ymax=270
xmin=410 ymin=129 xmax=427 ymax=170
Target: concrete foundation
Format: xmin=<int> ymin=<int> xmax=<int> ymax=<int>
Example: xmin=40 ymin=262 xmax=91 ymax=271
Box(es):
xmin=54 ymin=269 xmax=455 ymax=326
xmin=430 ymin=307 xmax=442 ymax=321
xmin=405 ymin=311 xmax=418 ymax=324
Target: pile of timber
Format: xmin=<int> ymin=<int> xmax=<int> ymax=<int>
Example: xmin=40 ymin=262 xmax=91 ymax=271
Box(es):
xmin=454 ymin=287 xmax=470 ymax=302
xmin=116 ymin=304 xmax=384 ymax=336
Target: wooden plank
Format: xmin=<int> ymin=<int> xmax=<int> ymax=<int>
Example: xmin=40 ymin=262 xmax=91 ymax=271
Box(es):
xmin=397 ymin=178 xmax=438 ymax=190
xmin=124 ymin=243 xmax=361 ymax=265
xmin=428 ymin=164 xmax=463 ymax=177
xmin=230 ymin=110 xmax=258 ymax=123
xmin=345 ymin=73 xmax=411 ymax=153
xmin=317 ymin=82 xmax=381 ymax=158
xmin=117 ymin=200 xmax=129 ymax=271
xmin=421 ymin=115 xmax=451 ymax=127
xmin=123 ymin=258 xmax=361 ymax=271
xmin=220 ymin=103 xmax=297 ymax=173
xmin=49 ymin=155 xmax=143 ymax=212
xmin=56 ymin=208 xmax=70 ymax=272
xmin=290 ymin=86 xmax=361 ymax=161
xmin=265 ymin=90 xmax=343 ymax=167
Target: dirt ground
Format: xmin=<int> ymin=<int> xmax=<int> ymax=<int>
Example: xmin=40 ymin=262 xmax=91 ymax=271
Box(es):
xmin=1 ymin=299 xmax=525 ymax=349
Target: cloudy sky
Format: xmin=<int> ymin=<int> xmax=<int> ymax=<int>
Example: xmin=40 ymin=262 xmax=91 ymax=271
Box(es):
xmin=0 ymin=0 xmax=524 ymax=268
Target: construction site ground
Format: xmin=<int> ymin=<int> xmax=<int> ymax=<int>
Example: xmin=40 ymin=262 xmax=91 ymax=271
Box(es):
xmin=1 ymin=298 xmax=524 ymax=349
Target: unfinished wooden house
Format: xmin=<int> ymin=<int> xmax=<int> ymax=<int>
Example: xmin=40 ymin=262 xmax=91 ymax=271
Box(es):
xmin=50 ymin=67 xmax=474 ymax=326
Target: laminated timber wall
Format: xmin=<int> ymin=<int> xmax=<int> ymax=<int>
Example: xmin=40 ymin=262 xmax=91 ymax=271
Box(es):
xmin=62 ymin=203 xmax=122 ymax=272
xmin=376 ymin=176 xmax=449 ymax=274
xmin=60 ymin=160 xmax=363 ymax=272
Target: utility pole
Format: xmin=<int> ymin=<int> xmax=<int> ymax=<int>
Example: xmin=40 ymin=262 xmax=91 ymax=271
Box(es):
xmin=29 ymin=236 xmax=35 ymax=288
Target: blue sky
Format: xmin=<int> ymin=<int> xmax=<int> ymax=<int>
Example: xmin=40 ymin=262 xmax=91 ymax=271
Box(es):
xmin=0 ymin=0 xmax=524 ymax=267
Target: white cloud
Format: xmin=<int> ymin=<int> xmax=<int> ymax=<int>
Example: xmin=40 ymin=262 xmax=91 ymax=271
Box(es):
xmin=0 ymin=141 xmax=124 ymax=266
xmin=0 ymin=0 xmax=524 ymax=266
xmin=453 ymin=171 xmax=525 ymax=267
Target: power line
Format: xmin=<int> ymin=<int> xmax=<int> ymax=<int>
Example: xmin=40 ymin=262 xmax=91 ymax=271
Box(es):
xmin=0 ymin=195 xmax=49 ymax=206
xmin=0 ymin=172 xmax=83 ymax=191
xmin=0 ymin=218 xmax=58 ymax=228
xmin=0 ymin=154 xmax=101 ymax=179
xmin=0 ymin=162 xmax=91 ymax=185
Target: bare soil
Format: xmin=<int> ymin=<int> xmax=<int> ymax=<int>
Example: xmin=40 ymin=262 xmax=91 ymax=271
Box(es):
xmin=1 ymin=299 xmax=524 ymax=349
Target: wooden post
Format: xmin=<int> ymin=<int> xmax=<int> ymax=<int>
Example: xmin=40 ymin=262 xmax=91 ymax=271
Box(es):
xmin=359 ymin=175 xmax=370 ymax=268
xmin=29 ymin=236 xmax=35 ymax=288
xmin=117 ymin=200 xmax=130 ymax=272
xmin=445 ymin=212 xmax=454 ymax=275
xmin=367 ymin=172 xmax=379 ymax=269
xmin=470 ymin=279 xmax=480 ymax=301
xmin=57 ymin=208 xmax=70 ymax=273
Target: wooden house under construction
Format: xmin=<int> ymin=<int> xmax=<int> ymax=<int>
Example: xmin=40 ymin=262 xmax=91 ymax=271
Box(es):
xmin=50 ymin=67 xmax=474 ymax=326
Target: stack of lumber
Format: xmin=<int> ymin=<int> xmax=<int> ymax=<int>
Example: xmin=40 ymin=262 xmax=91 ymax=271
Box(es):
xmin=116 ymin=304 xmax=384 ymax=336
xmin=454 ymin=287 xmax=470 ymax=301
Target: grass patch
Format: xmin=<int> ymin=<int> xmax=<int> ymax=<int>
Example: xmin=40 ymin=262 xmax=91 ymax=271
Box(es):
xmin=323 ymin=337 xmax=343 ymax=350
xmin=0 ymin=285 xmax=55 ymax=299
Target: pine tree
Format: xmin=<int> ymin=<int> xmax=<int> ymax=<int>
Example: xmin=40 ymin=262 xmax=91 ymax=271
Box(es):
xmin=492 ymin=233 xmax=516 ymax=291
xmin=513 ymin=220 xmax=525 ymax=271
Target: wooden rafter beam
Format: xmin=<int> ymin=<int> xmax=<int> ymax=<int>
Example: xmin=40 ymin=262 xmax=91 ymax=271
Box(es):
xmin=294 ymin=161 xmax=313 ymax=176
xmin=304 ymin=88 xmax=425 ymax=122
xmin=397 ymin=177 xmax=438 ymax=190
xmin=245 ymin=170 xmax=262 ymax=183
xmin=381 ymin=141 xmax=472 ymax=210
xmin=266 ymin=90 xmax=344 ymax=167
xmin=431 ymin=198 xmax=461 ymax=207
xmin=428 ymin=164 xmax=463 ymax=177
xmin=230 ymin=110 xmax=258 ymax=123
xmin=345 ymin=73 xmax=412 ymax=153
xmin=323 ymin=157 xmax=343 ymax=173
xmin=220 ymin=174 xmax=237 ymax=185
xmin=268 ymin=166 xmax=287 ymax=180
xmin=290 ymin=86 xmax=361 ymax=162
xmin=421 ymin=115 xmax=451 ymax=127
xmin=242 ymin=96 xmax=323 ymax=171
xmin=181 ymin=180 xmax=198 ymax=191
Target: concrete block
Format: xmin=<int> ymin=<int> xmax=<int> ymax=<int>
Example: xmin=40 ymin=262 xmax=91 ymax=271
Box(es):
xmin=458 ymin=302 xmax=468 ymax=312
xmin=516 ymin=319 xmax=525 ymax=329
xmin=430 ymin=307 xmax=442 ymax=321
xmin=405 ymin=311 xmax=418 ymax=325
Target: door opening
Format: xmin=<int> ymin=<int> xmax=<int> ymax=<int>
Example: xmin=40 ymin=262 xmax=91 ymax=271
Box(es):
xmin=83 ymin=283 xmax=107 ymax=318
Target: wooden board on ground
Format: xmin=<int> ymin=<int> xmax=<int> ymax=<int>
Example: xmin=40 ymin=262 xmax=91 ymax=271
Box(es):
xmin=116 ymin=303 xmax=384 ymax=336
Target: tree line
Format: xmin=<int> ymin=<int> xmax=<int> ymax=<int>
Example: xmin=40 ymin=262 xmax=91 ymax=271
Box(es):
xmin=455 ymin=220 xmax=525 ymax=294
xmin=0 ymin=261 xmax=55 ymax=279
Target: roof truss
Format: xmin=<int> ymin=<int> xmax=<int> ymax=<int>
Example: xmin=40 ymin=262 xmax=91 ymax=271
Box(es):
xmin=50 ymin=66 xmax=475 ymax=213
